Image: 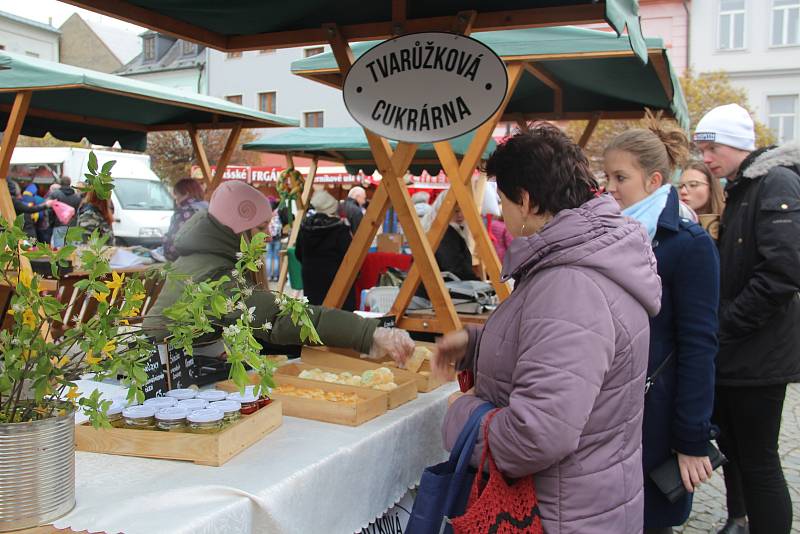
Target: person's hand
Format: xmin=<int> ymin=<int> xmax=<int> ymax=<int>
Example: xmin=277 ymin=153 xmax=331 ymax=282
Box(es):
xmin=448 ymin=387 xmax=473 ymax=406
xmin=432 ymin=329 xmax=469 ymax=382
xmin=368 ymin=327 xmax=415 ymax=365
xmin=44 ymin=199 xmax=54 ymax=207
xmin=677 ymin=453 xmax=713 ymax=493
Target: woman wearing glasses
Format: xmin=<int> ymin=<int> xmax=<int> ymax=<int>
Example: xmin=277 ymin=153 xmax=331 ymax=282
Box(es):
xmin=679 ymin=161 xmax=726 ymax=216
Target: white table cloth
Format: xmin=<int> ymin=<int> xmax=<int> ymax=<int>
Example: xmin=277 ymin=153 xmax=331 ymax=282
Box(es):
xmin=56 ymin=382 xmax=458 ymax=534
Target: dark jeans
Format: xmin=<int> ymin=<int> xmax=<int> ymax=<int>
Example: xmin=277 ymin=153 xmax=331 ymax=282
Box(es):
xmin=713 ymin=384 xmax=792 ymax=534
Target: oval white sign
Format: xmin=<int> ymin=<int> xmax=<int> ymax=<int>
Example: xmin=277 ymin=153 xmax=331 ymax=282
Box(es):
xmin=343 ymin=32 xmax=508 ymax=144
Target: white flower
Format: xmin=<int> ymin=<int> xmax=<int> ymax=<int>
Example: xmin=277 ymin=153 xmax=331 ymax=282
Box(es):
xmin=235 ymin=252 xmax=244 ymax=260
xmin=231 ymin=269 xmax=239 ymax=279
xmin=11 ymin=303 xmax=24 ymax=314
xmin=300 ymin=296 xmax=309 ymax=305
xmin=222 ymin=324 xmax=241 ymax=337
xmin=246 ymin=307 xmax=256 ymax=322
xmin=241 ymin=287 xmax=253 ymax=298
xmin=262 ymin=321 xmax=273 ymax=331
xmin=254 ymin=258 xmax=264 ymax=269
xmin=225 ymin=297 xmax=235 ymax=312
xmin=236 ymin=300 xmax=248 ymax=312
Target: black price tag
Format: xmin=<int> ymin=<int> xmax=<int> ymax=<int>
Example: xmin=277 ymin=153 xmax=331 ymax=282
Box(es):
xmin=378 ymin=315 xmax=397 ymax=328
xmin=142 ymin=344 xmax=167 ymax=399
xmin=165 ymin=345 xmax=197 ymax=390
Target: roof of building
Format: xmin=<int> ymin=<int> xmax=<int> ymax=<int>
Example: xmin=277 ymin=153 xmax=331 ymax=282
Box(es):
xmin=0 ymin=9 xmax=60 ymax=34
xmin=82 ymin=17 xmax=140 ymax=64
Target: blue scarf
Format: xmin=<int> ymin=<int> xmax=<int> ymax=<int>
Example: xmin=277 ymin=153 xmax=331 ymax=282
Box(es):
xmin=622 ymin=185 xmax=671 ymax=243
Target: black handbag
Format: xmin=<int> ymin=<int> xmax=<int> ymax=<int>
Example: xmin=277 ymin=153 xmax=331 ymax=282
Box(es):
xmin=649 ymin=442 xmax=727 ymax=503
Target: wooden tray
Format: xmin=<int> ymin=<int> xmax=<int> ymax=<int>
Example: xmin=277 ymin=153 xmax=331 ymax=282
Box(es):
xmin=301 ymin=344 xmax=451 ymax=393
xmin=218 ymin=374 xmax=387 ymax=426
xmin=277 ymin=361 xmax=417 ymax=409
xmin=75 ymin=400 xmax=282 ymax=466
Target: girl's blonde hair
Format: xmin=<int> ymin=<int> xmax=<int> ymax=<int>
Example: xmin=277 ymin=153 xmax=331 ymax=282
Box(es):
xmin=684 ymin=160 xmax=726 ymax=215
xmin=605 ymin=110 xmax=691 ymax=185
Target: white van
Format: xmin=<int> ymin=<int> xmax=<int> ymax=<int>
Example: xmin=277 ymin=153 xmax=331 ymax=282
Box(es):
xmin=10 ymin=147 xmax=174 ymax=246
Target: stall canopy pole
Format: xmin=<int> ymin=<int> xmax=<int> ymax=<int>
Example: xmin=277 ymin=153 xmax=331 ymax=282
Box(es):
xmin=578 ymin=112 xmax=602 ymax=148
xmin=390 ymin=64 xmax=522 ymax=330
xmin=188 ymin=125 xmax=213 ymax=189
xmin=277 ymin=154 xmax=318 ymax=293
xmin=0 ymin=91 xmax=32 ymax=225
xmin=205 ymin=123 xmax=243 ymax=199
xmin=323 ymin=23 xmax=460 ymax=331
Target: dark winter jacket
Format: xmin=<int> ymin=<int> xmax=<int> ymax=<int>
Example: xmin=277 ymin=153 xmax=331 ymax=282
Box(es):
xmin=717 ymin=143 xmax=800 ymax=386
xmin=77 ymin=204 xmax=114 ymax=245
xmin=12 ymin=197 xmax=48 ymax=239
xmin=435 ymin=225 xmax=477 ymax=281
xmin=295 ymin=212 xmax=356 ymax=311
xmin=49 ymin=186 xmax=82 ymax=226
xmin=340 ymin=197 xmax=363 ymax=233
xmin=643 ymin=188 xmax=720 ymax=528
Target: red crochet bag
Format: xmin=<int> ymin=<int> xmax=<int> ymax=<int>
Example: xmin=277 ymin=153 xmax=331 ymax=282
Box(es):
xmin=450 ymin=409 xmax=543 ymax=534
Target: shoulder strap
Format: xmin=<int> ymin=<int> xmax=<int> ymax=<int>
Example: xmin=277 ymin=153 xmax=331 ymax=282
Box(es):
xmin=645 ymin=351 xmax=674 ymax=394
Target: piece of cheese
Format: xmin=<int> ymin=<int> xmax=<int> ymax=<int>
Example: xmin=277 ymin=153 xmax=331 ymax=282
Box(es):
xmin=405 ymin=346 xmax=432 ymax=373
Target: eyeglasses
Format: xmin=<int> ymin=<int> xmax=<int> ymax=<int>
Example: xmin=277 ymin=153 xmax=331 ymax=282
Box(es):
xmin=677 ymin=180 xmax=709 ymax=191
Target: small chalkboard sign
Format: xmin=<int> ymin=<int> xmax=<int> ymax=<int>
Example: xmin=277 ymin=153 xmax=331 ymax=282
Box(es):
xmin=142 ymin=343 xmax=167 ymax=399
xmin=378 ymin=315 xmax=396 ymax=328
xmin=165 ymin=345 xmax=197 ymax=390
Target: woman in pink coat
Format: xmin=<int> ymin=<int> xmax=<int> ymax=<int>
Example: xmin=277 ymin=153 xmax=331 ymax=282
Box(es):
xmin=436 ymin=124 xmax=662 ymax=533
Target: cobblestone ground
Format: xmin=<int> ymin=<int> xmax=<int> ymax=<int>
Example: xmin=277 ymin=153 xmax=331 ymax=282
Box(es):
xmin=675 ymin=383 xmax=800 ymax=534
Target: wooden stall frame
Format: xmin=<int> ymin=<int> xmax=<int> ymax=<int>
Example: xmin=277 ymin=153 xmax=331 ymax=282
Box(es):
xmin=276 ymin=154 xmax=318 ymax=293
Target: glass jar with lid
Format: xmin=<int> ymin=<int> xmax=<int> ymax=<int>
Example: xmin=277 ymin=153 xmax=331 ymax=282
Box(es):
xmin=143 ymin=396 xmax=177 ymax=410
xmin=196 ymin=389 xmax=227 ymax=403
xmin=226 ymin=391 xmax=260 ymax=415
xmin=178 ymin=398 xmax=209 ymax=412
xmin=122 ymin=405 xmax=157 ymax=430
xmin=245 ymin=385 xmax=272 ymax=408
xmin=166 ymin=388 xmax=196 ymax=401
xmin=155 ymin=406 xmax=189 ymax=432
xmin=187 ymin=408 xmax=224 ymax=434
xmin=105 ymin=399 xmax=127 ymax=428
xmin=209 ymin=400 xmax=242 ymax=425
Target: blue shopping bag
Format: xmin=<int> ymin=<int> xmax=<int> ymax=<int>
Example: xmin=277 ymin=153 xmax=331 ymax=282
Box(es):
xmin=407 ymin=402 xmax=494 ymax=534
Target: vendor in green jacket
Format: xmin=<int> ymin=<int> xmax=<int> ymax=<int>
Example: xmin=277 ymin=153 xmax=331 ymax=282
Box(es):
xmin=144 ymin=181 xmax=413 ymax=362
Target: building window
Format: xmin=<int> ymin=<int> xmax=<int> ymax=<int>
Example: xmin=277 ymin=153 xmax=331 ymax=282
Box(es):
xmin=303 ymin=46 xmax=324 ymax=58
xmin=0 ymin=45 xmax=5 ymax=50
xmin=225 ymin=94 xmax=243 ymax=105
xmin=227 ymin=51 xmax=242 ymax=59
xmin=718 ymin=0 xmax=746 ymax=50
xmin=304 ymin=111 xmax=324 ymax=128
xmin=258 ymin=92 xmax=277 ymax=114
xmin=143 ymin=36 xmax=156 ymax=61
xmin=181 ymin=40 xmax=196 ymax=55
xmin=772 ymin=0 xmax=800 ymax=46
xmin=768 ymin=95 xmax=797 ymax=143
xmin=259 ymin=49 xmax=276 ymax=54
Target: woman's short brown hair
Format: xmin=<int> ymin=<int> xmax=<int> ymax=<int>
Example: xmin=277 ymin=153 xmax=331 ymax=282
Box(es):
xmin=484 ymin=123 xmax=598 ymax=215
xmin=173 ymin=178 xmax=205 ymax=201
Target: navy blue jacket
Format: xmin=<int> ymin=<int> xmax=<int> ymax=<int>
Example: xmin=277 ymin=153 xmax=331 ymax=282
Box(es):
xmin=643 ymin=188 xmax=719 ymax=528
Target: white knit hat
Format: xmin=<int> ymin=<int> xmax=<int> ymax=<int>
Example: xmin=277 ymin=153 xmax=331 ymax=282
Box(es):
xmin=693 ymin=104 xmax=755 ymax=151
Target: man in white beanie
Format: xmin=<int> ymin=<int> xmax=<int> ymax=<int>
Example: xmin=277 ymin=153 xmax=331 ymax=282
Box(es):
xmin=694 ymin=104 xmax=800 ymax=534
xmin=341 ymin=186 xmax=366 ymax=232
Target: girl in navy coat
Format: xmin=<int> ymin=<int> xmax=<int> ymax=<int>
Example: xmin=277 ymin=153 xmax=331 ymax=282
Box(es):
xmin=604 ymin=114 xmax=720 ymax=533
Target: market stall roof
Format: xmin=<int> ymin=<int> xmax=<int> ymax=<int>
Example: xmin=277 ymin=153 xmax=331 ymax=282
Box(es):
xmin=0 ymin=51 xmax=298 ymax=151
xmin=57 ymin=0 xmax=648 ymax=61
xmin=242 ymin=127 xmax=497 ymax=175
xmin=292 ymin=26 xmax=689 ymax=129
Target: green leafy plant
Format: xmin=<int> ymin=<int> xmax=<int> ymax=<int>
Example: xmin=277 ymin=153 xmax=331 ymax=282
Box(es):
xmin=0 ymin=152 xmax=320 ymax=428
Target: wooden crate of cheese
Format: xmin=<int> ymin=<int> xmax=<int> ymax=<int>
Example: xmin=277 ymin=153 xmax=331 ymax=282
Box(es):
xmin=75 ymin=400 xmax=282 ymax=466
xmin=217 ymin=374 xmax=387 ymax=426
xmin=301 ymin=342 xmax=451 ymax=393
xmin=278 ymin=361 xmax=417 ymax=409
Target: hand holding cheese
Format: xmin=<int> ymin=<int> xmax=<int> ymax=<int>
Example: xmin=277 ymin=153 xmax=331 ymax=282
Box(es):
xmin=367 ymin=327 xmax=415 ymax=365
xmin=432 ymin=329 xmax=469 ymax=381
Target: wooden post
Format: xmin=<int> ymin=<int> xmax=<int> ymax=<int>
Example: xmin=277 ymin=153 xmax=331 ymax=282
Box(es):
xmin=391 ymin=64 xmax=524 ymax=328
xmin=205 ymin=123 xmax=243 ymax=198
xmin=188 ymin=126 xmax=213 ymax=189
xmin=524 ymin=62 xmax=563 ymax=115
xmin=578 ymin=113 xmax=601 ymax=148
xmin=277 ymin=155 xmax=318 ymax=293
xmin=0 ymin=91 xmax=32 ymax=225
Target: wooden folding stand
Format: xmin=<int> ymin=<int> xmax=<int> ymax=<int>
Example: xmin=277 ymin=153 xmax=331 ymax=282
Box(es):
xmin=276 ymin=154 xmax=318 ymax=292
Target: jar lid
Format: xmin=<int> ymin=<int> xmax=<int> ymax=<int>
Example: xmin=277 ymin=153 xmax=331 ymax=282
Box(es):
xmin=155 ymin=406 xmax=190 ymax=421
xmin=196 ymin=390 xmax=227 ymax=402
xmin=227 ymin=391 xmax=258 ymax=403
xmin=178 ymin=398 xmax=209 ymax=411
xmin=187 ymin=408 xmax=224 ymax=424
xmin=245 ymin=385 xmax=270 ymax=397
xmin=143 ymin=396 xmax=177 ymax=409
xmin=166 ymin=388 xmax=196 ymax=400
xmin=210 ymin=400 xmax=241 ymax=414
xmin=122 ymin=405 xmax=156 ymax=419
xmin=105 ymin=399 xmax=127 ymax=416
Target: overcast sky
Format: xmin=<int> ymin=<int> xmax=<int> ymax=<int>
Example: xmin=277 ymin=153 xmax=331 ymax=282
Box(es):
xmin=0 ymin=0 xmax=143 ymax=32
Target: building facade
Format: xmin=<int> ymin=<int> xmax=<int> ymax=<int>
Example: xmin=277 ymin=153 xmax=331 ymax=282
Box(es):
xmin=116 ymin=31 xmax=208 ymax=94
xmin=58 ymin=13 xmax=139 ymax=73
xmin=206 ymin=45 xmax=356 ymax=127
xmin=0 ymin=10 xmax=59 ymax=61
xmin=690 ymin=0 xmax=800 ymax=143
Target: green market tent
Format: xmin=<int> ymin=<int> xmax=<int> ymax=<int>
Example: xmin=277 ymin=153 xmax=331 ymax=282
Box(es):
xmin=292 ymin=26 xmax=689 ymax=129
xmin=58 ymin=0 xmax=649 ymax=61
xmin=0 ymin=51 xmax=298 ymax=151
xmin=242 ymin=127 xmax=497 ymax=175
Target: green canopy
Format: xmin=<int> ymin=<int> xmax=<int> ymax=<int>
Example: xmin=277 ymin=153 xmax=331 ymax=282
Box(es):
xmin=242 ymin=127 xmax=496 ymax=175
xmin=0 ymin=51 xmax=298 ymax=151
xmin=61 ymin=1 xmax=648 ymax=62
xmin=292 ymin=26 xmax=689 ymax=129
